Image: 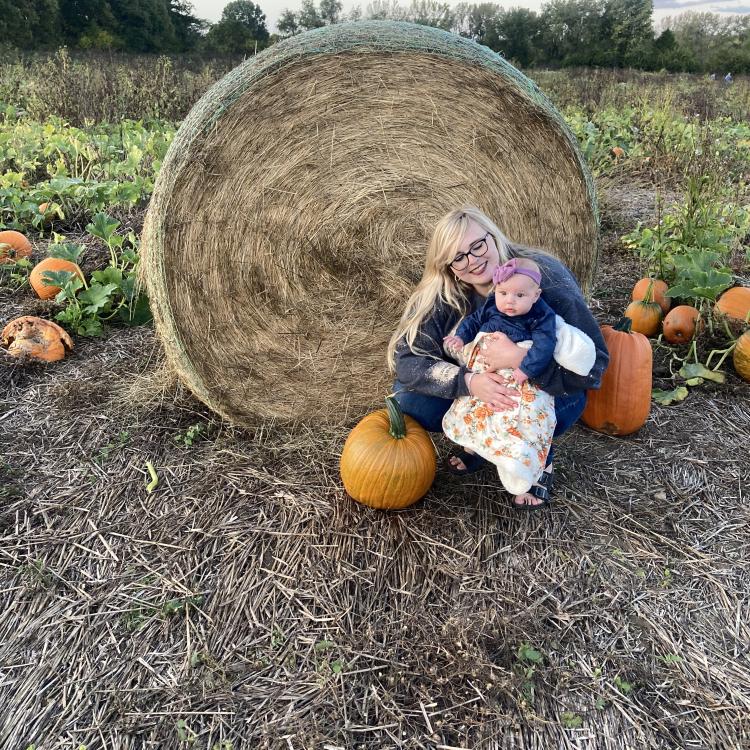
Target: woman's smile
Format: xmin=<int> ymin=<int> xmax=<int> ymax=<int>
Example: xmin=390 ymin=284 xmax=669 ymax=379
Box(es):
xmin=468 ymin=260 xmax=488 ymax=275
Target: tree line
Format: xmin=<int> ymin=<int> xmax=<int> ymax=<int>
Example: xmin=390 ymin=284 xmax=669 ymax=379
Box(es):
xmin=3 ymin=0 xmax=750 ymax=73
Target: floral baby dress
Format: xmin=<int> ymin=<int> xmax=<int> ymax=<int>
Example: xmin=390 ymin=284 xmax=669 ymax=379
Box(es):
xmin=442 ymin=332 xmax=557 ymax=495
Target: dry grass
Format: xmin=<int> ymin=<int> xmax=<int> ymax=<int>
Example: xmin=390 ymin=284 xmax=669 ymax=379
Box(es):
xmin=1 ymin=178 xmax=749 ymax=749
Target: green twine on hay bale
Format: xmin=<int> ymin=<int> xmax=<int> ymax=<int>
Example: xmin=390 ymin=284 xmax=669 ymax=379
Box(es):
xmin=141 ymin=20 xmax=598 ymax=426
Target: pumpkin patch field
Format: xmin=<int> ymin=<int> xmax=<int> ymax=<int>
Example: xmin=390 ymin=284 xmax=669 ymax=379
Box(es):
xmin=1 ymin=59 xmax=749 ymax=750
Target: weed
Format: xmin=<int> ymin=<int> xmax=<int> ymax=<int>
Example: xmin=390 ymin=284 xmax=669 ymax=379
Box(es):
xmin=613 ymin=675 xmax=634 ymax=695
xmin=561 ymin=711 xmax=583 ymax=728
xmin=514 ymin=642 xmax=544 ymax=705
xmin=176 ymin=719 xmax=197 ymax=744
xmin=93 ymin=430 xmax=130 ymax=465
xmin=174 ymin=422 xmax=207 ymax=447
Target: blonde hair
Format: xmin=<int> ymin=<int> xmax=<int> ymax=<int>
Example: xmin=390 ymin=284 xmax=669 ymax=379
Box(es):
xmin=387 ymin=206 xmax=514 ymax=370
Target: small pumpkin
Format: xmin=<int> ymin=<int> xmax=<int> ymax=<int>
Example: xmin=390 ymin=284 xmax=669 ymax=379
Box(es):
xmin=611 ymin=146 xmax=625 ymax=159
xmin=624 ymin=280 xmax=662 ymax=337
xmin=581 ymin=317 xmax=652 ymax=436
xmin=1 ymin=315 xmax=74 ymax=362
xmin=662 ymin=305 xmax=702 ymax=344
xmin=733 ymin=330 xmax=750 ymax=382
xmin=0 ymin=230 xmax=33 ymax=264
xmin=30 ymin=257 xmax=85 ymax=300
xmin=631 ymin=277 xmax=671 ymax=315
xmin=715 ymin=286 xmax=750 ymax=324
xmin=340 ymin=396 xmax=436 ymax=509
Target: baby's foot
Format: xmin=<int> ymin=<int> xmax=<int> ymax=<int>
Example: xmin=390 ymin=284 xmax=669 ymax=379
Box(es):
xmin=512 ymin=467 xmax=553 ymax=510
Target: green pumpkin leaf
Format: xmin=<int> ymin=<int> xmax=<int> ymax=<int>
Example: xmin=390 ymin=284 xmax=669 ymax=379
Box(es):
xmin=92 ymin=267 xmax=123 ymax=287
xmin=652 ymin=386 xmax=689 ymax=405
xmin=86 ymin=212 xmax=120 ymax=241
xmin=78 ymin=282 xmax=118 ymax=314
xmin=678 ymin=363 xmax=726 ymax=383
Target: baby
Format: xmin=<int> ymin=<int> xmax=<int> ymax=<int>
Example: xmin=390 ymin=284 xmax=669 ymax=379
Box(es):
xmin=443 ymin=257 xmax=556 ymax=385
xmin=441 ymin=258 xmax=568 ymax=506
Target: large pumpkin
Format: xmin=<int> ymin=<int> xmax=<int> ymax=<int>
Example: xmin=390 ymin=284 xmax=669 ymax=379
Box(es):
xmin=715 ymin=286 xmax=750 ymax=324
xmin=340 ymin=396 xmax=436 ymax=509
xmin=632 ymin=277 xmax=670 ymax=315
xmin=1 ymin=316 xmax=74 ymax=362
xmin=0 ymin=230 xmax=33 ymax=264
xmin=30 ymin=257 xmax=85 ymax=300
xmin=663 ymin=305 xmax=702 ymax=344
xmin=733 ymin=331 xmax=750 ymax=382
xmin=581 ymin=317 xmax=652 ymax=436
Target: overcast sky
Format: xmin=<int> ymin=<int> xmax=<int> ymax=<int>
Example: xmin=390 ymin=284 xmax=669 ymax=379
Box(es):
xmin=190 ymin=0 xmax=750 ymax=33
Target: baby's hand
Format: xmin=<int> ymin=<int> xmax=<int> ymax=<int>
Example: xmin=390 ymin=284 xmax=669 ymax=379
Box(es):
xmin=443 ymin=335 xmax=465 ymax=356
xmin=512 ymin=367 xmax=528 ymax=385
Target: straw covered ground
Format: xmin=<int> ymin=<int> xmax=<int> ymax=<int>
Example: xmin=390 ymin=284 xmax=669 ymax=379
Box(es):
xmin=1 ymin=179 xmax=749 ymax=750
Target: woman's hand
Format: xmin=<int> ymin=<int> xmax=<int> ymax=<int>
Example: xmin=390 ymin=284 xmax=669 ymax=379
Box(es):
xmin=467 ymin=371 xmax=519 ymax=411
xmin=480 ymin=332 xmax=526 ymax=371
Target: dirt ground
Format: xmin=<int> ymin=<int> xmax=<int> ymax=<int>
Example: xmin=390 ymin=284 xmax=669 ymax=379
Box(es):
xmin=1 ymin=178 xmax=749 ymax=750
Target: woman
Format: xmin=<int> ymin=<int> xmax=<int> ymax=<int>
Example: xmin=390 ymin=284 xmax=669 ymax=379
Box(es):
xmin=387 ymin=206 xmax=608 ymax=509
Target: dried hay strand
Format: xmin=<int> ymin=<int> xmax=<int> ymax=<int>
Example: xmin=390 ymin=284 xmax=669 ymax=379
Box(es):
xmin=141 ymin=21 xmax=598 ymax=427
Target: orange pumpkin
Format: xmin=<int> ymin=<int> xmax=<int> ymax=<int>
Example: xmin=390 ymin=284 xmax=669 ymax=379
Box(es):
xmin=624 ymin=291 xmax=662 ymax=337
xmin=581 ymin=317 xmax=652 ymax=436
xmin=715 ymin=286 xmax=750 ymax=324
xmin=1 ymin=316 xmax=73 ymax=362
xmin=30 ymin=257 xmax=85 ymax=300
xmin=663 ymin=305 xmax=702 ymax=344
xmin=733 ymin=331 xmax=750 ymax=382
xmin=340 ymin=396 xmax=436 ymax=509
xmin=0 ymin=230 xmax=33 ymax=264
xmin=38 ymin=202 xmax=49 ymax=213
xmin=631 ymin=278 xmax=671 ymax=315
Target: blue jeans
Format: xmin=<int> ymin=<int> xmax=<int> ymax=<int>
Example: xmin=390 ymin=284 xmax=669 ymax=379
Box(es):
xmin=393 ymin=382 xmax=587 ymax=467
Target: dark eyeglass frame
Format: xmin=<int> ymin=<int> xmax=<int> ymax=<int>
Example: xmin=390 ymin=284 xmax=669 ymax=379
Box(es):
xmin=449 ymin=232 xmax=491 ymax=271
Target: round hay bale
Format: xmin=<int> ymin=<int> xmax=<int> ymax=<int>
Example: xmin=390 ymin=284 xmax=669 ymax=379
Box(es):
xmin=141 ymin=21 xmax=598 ymax=426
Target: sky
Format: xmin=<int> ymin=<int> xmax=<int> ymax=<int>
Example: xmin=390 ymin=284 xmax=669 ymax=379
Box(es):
xmin=189 ymin=0 xmax=750 ymax=34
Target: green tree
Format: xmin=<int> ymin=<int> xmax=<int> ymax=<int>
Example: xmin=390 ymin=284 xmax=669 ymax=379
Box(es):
xmin=319 ymin=0 xmax=343 ymax=24
xmin=539 ymin=0 xmax=607 ymax=67
xmin=59 ymin=0 xmax=118 ymax=47
xmin=407 ymin=0 xmax=454 ymax=30
xmin=169 ymin=0 xmax=207 ymax=50
xmin=205 ymin=0 xmax=269 ymax=54
xmin=1 ymin=0 xmax=62 ymax=47
xmin=298 ymin=0 xmax=325 ymax=29
xmin=601 ymin=0 xmax=654 ymax=67
xmin=496 ymin=8 xmax=541 ymax=67
xmin=277 ymin=8 xmax=300 ymax=36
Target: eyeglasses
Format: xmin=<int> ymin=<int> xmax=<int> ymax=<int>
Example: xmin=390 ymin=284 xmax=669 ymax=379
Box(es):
xmin=449 ymin=232 xmax=491 ymax=271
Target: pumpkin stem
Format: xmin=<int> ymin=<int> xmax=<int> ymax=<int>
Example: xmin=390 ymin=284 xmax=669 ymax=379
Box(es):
xmin=644 ymin=280 xmax=655 ymax=304
xmin=614 ymin=316 xmax=633 ymax=333
xmin=385 ymin=396 xmax=407 ymax=439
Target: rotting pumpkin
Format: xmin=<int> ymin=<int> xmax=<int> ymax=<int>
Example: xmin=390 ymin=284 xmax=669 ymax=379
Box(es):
xmin=340 ymin=396 xmax=436 ymax=510
xmin=581 ymin=317 xmax=652 ymax=436
xmin=0 ymin=230 xmax=33 ymax=264
xmin=30 ymin=257 xmax=85 ymax=300
xmin=1 ymin=316 xmax=73 ymax=362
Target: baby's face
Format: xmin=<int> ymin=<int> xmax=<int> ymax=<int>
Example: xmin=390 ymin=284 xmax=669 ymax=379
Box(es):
xmin=494 ymin=273 xmax=541 ymax=316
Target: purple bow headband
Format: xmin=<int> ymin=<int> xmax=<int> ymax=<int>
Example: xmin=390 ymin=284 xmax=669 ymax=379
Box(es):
xmin=492 ymin=258 xmax=541 ymax=286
